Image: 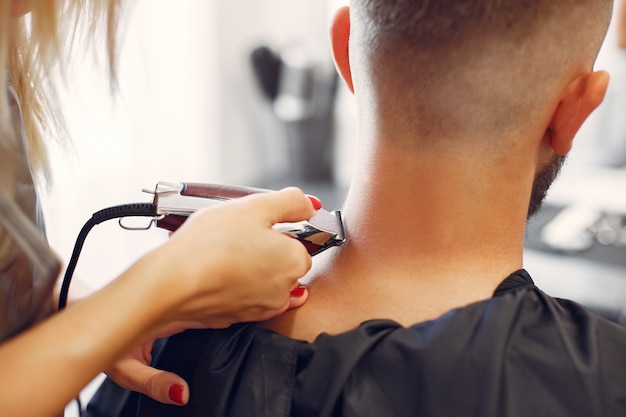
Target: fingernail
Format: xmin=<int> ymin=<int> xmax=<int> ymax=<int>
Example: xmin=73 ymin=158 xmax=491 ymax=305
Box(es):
xmin=306 ymin=195 xmax=322 ymax=211
xmin=169 ymin=384 xmax=185 ymax=405
xmin=290 ymin=286 xmax=307 ymax=298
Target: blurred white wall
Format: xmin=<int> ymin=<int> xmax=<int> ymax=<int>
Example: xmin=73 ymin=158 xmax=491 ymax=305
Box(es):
xmin=43 ymin=0 xmax=221 ymax=291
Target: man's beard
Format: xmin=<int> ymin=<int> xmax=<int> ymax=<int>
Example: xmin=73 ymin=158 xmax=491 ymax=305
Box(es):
xmin=527 ymin=154 xmax=566 ymax=219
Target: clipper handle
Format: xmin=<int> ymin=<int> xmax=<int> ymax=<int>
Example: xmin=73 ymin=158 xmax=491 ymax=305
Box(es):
xmin=150 ymin=181 xmax=345 ymax=256
xmin=155 ymin=183 xmax=267 ymax=232
xmin=156 ymin=215 xmax=187 ymax=232
xmin=182 ymin=183 xmax=268 ymax=200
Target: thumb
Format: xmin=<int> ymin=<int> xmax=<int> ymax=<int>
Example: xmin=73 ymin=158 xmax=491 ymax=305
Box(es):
xmin=107 ymin=357 xmax=190 ymax=406
xmin=249 ymin=187 xmax=318 ymax=225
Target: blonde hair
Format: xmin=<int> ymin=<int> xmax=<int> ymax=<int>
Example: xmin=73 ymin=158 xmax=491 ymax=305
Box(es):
xmin=0 ymin=0 xmax=122 ymax=179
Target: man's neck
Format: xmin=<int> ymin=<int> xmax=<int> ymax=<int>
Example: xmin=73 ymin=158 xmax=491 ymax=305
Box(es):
xmin=265 ymin=141 xmax=533 ymax=342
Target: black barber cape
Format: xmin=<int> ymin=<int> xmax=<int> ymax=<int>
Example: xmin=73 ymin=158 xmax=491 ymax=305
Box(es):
xmin=87 ymin=270 xmax=626 ymax=417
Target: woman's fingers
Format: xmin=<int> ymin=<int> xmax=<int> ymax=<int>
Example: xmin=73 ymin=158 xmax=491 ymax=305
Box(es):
xmin=106 ymin=347 xmax=190 ymax=406
xmin=234 ymin=187 xmax=318 ymax=226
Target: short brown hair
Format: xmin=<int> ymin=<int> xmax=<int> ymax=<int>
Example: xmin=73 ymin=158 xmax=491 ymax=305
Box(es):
xmin=352 ymin=0 xmax=612 ymax=51
xmin=348 ymin=0 xmax=613 ymax=143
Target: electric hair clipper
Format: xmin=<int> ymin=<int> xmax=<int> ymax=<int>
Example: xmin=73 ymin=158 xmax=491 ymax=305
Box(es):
xmin=144 ymin=181 xmax=345 ymax=256
xmin=59 ymin=181 xmax=345 ymax=312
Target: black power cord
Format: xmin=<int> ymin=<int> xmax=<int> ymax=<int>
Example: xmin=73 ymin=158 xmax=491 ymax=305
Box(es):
xmin=58 ymin=203 xmax=156 ymax=310
xmin=58 ymin=203 xmax=156 ymax=417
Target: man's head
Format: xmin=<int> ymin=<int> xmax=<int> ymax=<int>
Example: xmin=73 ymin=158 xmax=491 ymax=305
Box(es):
xmin=331 ymin=0 xmax=613 ymax=217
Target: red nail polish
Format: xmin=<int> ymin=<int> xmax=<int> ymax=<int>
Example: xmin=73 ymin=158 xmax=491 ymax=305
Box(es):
xmin=307 ymin=195 xmax=322 ymax=211
xmin=169 ymin=384 xmax=185 ymax=405
xmin=290 ymin=286 xmax=307 ymax=298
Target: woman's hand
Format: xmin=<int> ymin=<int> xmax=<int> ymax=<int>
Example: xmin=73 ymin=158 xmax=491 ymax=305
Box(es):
xmin=105 ymin=187 xmax=316 ymax=404
xmin=105 ymin=284 xmax=308 ymax=406
xmin=132 ymin=185 xmax=317 ymax=330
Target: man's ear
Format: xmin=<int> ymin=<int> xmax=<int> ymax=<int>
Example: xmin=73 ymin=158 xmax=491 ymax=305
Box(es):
xmin=330 ymin=6 xmax=354 ymax=93
xmin=549 ymin=71 xmax=610 ymax=155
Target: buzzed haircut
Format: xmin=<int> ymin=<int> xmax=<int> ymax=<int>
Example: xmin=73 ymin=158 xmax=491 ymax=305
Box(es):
xmin=351 ymin=0 xmax=613 ymax=51
xmin=348 ymin=0 xmax=613 ymax=142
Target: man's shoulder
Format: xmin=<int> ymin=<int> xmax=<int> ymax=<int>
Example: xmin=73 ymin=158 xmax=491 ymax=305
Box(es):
xmin=292 ymin=287 xmax=626 ymax=416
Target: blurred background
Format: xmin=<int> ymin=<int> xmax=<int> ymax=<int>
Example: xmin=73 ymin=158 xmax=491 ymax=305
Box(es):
xmin=40 ymin=3 xmax=625 ymax=412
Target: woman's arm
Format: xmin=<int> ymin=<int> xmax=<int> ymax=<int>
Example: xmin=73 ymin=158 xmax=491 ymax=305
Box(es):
xmin=0 ymin=188 xmax=315 ymax=417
